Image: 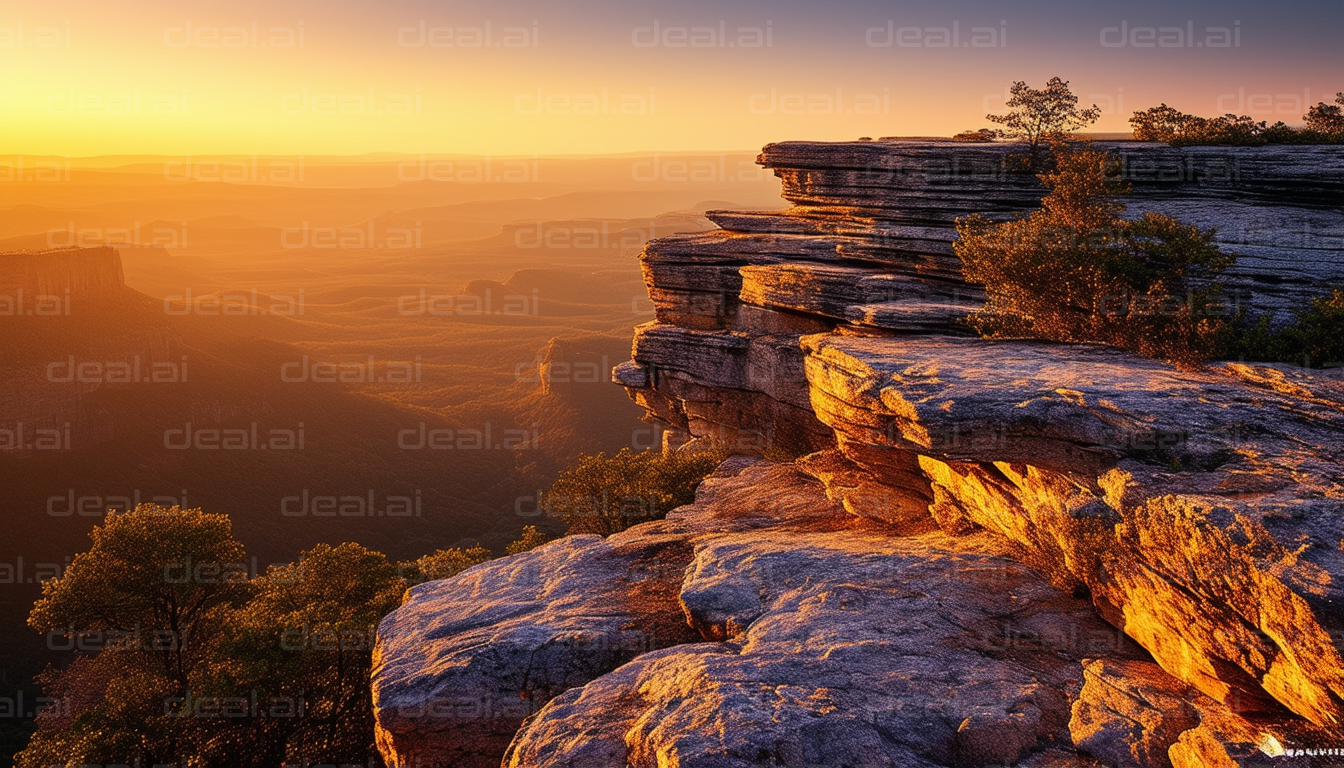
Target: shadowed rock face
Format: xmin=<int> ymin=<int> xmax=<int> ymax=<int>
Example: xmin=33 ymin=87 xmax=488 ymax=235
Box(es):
xmin=375 ymin=141 xmax=1344 ymax=768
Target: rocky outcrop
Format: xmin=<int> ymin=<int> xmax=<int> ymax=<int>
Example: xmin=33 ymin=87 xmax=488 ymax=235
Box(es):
xmin=381 ymin=459 xmax=1147 ymax=767
xmin=616 ymin=140 xmax=1344 ymax=730
xmin=374 ymin=140 xmax=1344 ymax=767
xmin=372 ymin=532 xmax=699 ymax=768
xmin=0 ymin=246 xmax=126 ymax=298
xmin=0 ymin=247 xmax=178 ymax=451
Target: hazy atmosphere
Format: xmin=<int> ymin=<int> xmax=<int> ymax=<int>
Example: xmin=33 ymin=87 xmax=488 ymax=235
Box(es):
xmin=3 ymin=1 xmax=1343 ymax=767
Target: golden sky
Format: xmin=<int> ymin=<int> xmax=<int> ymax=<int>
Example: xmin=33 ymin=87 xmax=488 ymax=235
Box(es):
xmin=1 ymin=0 xmax=1338 ymax=155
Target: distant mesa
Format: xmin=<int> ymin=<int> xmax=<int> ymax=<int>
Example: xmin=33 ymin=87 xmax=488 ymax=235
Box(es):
xmin=0 ymin=246 xmax=126 ymax=298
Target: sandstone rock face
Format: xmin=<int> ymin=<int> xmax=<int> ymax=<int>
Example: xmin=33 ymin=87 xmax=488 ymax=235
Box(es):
xmin=376 ymin=458 xmax=1321 ymax=767
xmin=375 ymin=140 xmax=1344 ymax=767
xmin=372 ymin=532 xmax=700 ymax=768
xmin=615 ymin=140 xmax=1344 ymax=735
xmin=802 ymin=333 xmax=1344 ymax=727
xmin=382 ymin=459 xmax=1156 ymax=767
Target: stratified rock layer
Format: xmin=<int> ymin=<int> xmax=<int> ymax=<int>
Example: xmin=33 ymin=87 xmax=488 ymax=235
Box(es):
xmin=375 ymin=140 xmax=1344 ymax=768
xmin=615 ymin=140 xmax=1344 ymax=735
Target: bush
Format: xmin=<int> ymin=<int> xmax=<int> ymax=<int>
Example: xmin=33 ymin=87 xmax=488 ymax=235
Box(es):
xmin=952 ymin=128 xmax=999 ymax=142
xmin=1223 ymin=289 xmax=1344 ymax=368
xmin=545 ymin=446 xmax=727 ymax=536
xmin=403 ymin=544 xmax=493 ymax=584
xmin=1303 ymin=93 xmax=1344 ymax=135
xmin=505 ymin=525 xmax=550 ymax=555
xmin=1131 ymin=96 xmax=1344 ymax=145
xmin=955 ymin=144 xmax=1236 ymax=366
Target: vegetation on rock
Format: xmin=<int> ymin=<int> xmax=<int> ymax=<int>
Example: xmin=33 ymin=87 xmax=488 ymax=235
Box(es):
xmin=504 ymin=525 xmax=550 ymax=555
xmin=985 ymin=77 xmax=1101 ymax=165
xmin=951 ymin=128 xmax=999 ymax=142
xmin=402 ymin=543 xmax=493 ymax=585
xmin=1130 ymin=94 xmax=1344 ymax=145
xmin=545 ymin=446 xmax=727 ymax=536
xmin=1224 ymin=288 xmax=1344 ymax=368
xmin=955 ymin=144 xmax=1235 ymax=366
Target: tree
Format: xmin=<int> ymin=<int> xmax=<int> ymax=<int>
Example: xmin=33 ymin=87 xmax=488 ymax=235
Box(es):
xmin=955 ymin=145 xmax=1236 ymax=366
xmin=213 ymin=543 xmax=408 ymax=766
xmin=505 ymin=526 xmax=550 ymax=555
xmin=1304 ymin=93 xmax=1344 ymax=135
xmin=28 ymin=505 xmax=250 ymax=697
xmin=18 ymin=510 xmax=423 ymax=768
xmin=20 ymin=505 xmax=251 ymax=767
xmin=546 ymin=447 xmax=726 ymax=536
xmin=986 ymin=78 xmax=1101 ymax=162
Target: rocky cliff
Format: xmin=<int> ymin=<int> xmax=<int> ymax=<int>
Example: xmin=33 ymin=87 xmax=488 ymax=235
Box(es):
xmin=0 ymin=246 xmax=126 ymax=298
xmin=0 ymin=247 xmax=179 ymax=452
xmin=374 ymin=141 xmax=1344 ymax=767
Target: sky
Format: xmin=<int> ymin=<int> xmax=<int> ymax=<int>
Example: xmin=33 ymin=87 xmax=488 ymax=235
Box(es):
xmin=0 ymin=0 xmax=1340 ymax=156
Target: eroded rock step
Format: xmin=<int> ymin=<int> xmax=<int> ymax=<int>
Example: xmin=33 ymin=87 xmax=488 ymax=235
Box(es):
xmin=802 ymin=333 xmax=1344 ymax=730
xmin=375 ymin=458 xmax=1319 ymax=768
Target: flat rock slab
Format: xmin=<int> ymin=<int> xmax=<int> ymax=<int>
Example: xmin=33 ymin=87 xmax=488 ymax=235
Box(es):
xmin=801 ymin=332 xmax=1344 ymax=727
xmin=372 ymin=533 xmax=700 ymax=768
xmin=504 ymin=460 xmax=1152 ymax=768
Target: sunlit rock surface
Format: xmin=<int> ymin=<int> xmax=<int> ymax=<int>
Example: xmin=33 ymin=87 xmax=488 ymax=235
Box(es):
xmin=376 ymin=141 xmax=1344 ymax=767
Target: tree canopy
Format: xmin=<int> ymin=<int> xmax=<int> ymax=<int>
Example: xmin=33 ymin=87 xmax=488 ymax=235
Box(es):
xmin=986 ymin=78 xmax=1101 ymax=160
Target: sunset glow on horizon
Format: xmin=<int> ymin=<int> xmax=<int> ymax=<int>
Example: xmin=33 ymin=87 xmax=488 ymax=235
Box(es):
xmin=2 ymin=0 xmax=1341 ymax=156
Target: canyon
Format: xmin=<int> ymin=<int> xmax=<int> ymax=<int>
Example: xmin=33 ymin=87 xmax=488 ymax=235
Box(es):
xmin=374 ymin=141 xmax=1344 ymax=767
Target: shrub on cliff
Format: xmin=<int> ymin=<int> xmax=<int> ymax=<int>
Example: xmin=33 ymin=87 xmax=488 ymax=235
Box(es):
xmin=952 ymin=128 xmax=999 ymax=142
xmin=505 ymin=525 xmax=550 ymax=554
xmin=955 ymin=145 xmax=1236 ymax=366
xmin=1223 ymin=288 xmax=1344 ymax=368
xmin=1131 ymin=95 xmax=1344 ymax=145
xmin=545 ymin=446 xmax=727 ymax=536
xmin=1304 ymin=93 xmax=1344 ymax=135
xmin=985 ymin=78 xmax=1101 ymax=166
xmin=403 ymin=543 xmax=493 ymax=585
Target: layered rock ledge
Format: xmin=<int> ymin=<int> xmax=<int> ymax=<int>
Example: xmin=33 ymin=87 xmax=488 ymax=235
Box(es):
xmin=375 ymin=140 xmax=1344 ymax=767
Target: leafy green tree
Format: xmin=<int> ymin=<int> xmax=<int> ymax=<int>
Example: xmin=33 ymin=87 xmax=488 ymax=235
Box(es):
xmin=18 ymin=509 xmax=427 ymax=768
xmin=986 ymin=78 xmax=1101 ymax=164
xmin=210 ymin=542 xmax=407 ymax=766
xmin=955 ymin=145 xmax=1236 ymax=366
xmin=19 ymin=504 xmax=251 ymax=767
xmin=546 ymin=447 xmax=726 ymax=536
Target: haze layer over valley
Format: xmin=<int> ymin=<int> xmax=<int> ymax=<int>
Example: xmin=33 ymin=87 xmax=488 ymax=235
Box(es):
xmin=0 ymin=152 xmax=782 ymax=715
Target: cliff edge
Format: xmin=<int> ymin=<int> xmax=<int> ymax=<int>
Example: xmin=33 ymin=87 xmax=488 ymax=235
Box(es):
xmin=374 ymin=141 xmax=1344 ymax=767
